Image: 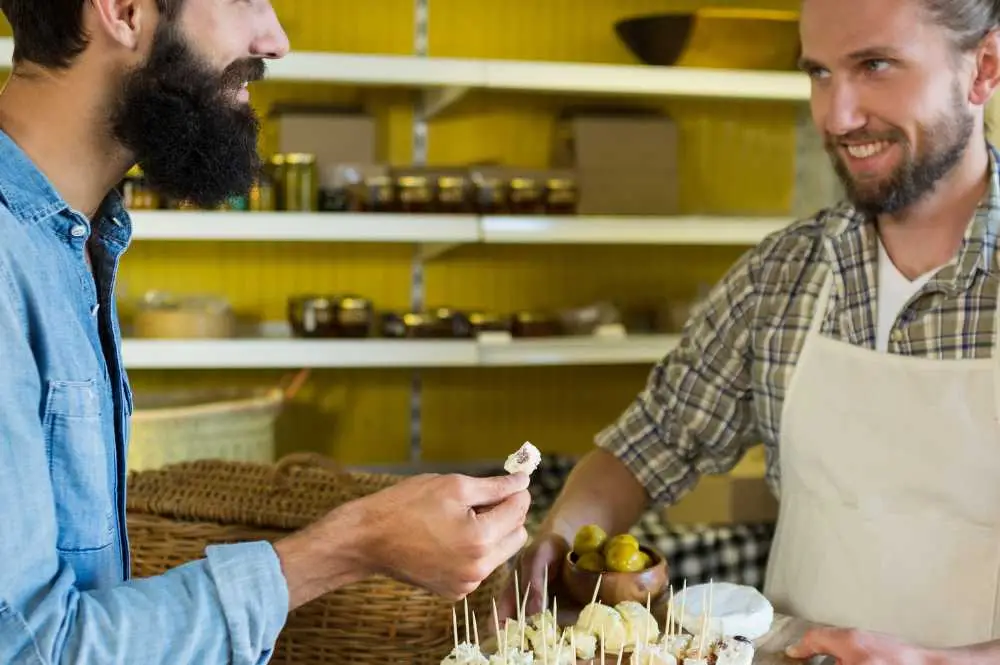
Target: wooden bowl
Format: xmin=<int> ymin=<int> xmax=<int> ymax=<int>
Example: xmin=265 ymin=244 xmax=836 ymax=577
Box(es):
xmin=561 ymin=545 xmax=669 ymax=608
xmin=614 ymin=9 xmax=801 ymax=71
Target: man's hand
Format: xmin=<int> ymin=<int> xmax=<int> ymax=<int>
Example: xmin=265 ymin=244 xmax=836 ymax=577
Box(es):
xmin=786 ymin=627 xmax=953 ymax=665
xmin=358 ymin=472 xmax=531 ymax=600
xmin=495 ymin=530 xmax=570 ymax=622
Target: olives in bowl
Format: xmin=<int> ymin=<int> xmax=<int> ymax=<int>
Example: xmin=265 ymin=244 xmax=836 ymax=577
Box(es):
xmin=561 ymin=524 xmax=669 ymax=608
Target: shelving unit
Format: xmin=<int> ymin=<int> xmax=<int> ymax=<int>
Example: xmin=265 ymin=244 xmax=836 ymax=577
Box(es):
xmin=121 ymin=334 xmax=681 ymax=369
xmin=129 ymin=211 xmax=793 ymax=247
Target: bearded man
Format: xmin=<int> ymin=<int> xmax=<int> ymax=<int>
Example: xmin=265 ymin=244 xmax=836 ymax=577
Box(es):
xmin=0 ymin=2 xmax=531 ymax=663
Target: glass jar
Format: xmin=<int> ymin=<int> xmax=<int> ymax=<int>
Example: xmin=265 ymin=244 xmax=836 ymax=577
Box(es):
xmin=248 ymin=167 xmax=276 ymax=211
xmin=281 ymin=153 xmax=318 ymax=212
xmin=508 ymin=177 xmax=544 ymax=215
xmin=363 ymin=175 xmax=396 ymax=212
xmin=437 ymin=175 xmax=473 ymax=214
xmin=396 ymin=175 xmax=434 ymax=213
xmin=121 ymin=165 xmax=161 ymax=210
xmin=544 ymin=176 xmax=578 ymax=215
xmin=472 ymin=174 xmax=508 ymax=214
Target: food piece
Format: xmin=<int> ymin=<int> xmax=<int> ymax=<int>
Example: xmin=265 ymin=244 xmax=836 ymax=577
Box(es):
xmin=573 ymin=524 xmax=608 ymax=555
xmin=660 ymin=633 xmax=692 ymax=658
xmin=715 ymin=635 xmax=755 ymax=665
xmin=638 ymin=550 xmax=653 ymax=569
xmin=489 ymin=648 xmax=533 ymax=665
xmin=504 ymin=441 xmax=541 ymax=475
xmin=576 ymin=603 xmax=628 ymax=653
xmin=669 ymin=582 xmax=773 ymax=641
xmin=604 ymin=533 xmax=639 ymax=554
xmin=568 ymin=627 xmax=597 ymax=660
xmin=524 ymin=610 xmax=558 ymax=654
xmin=630 ymin=643 xmax=679 ymax=665
xmin=499 ymin=618 xmax=524 ymax=654
xmin=575 ymin=551 xmax=605 ymax=572
xmin=615 ymin=600 xmax=660 ymax=647
xmin=605 ymin=544 xmax=645 ymax=573
xmin=441 ymin=643 xmax=489 ymax=665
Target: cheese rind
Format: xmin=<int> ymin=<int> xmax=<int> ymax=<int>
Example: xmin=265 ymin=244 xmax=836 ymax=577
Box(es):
xmin=669 ymin=582 xmax=773 ymax=640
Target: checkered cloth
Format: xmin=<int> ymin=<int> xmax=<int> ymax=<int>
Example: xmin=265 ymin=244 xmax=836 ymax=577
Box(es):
xmin=503 ymin=456 xmax=776 ymax=590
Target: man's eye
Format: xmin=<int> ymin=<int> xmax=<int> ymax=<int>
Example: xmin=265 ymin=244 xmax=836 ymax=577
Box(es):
xmin=864 ymin=59 xmax=891 ymax=73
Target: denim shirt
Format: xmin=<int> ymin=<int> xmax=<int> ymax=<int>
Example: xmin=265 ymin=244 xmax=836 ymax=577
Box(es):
xmin=0 ymin=131 xmax=288 ymax=664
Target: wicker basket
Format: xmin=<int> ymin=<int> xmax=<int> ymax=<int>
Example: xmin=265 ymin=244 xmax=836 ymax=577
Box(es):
xmin=126 ymin=453 xmax=510 ymax=664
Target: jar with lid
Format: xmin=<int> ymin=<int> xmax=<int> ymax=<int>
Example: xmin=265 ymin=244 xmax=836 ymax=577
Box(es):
xmin=396 ymin=175 xmax=434 ymax=213
xmin=121 ymin=165 xmax=161 ymax=210
xmin=280 ymin=153 xmax=318 ymax=211
xmin=363 ymin=175 xmax=396 ymax=212
xmin=248 ymin=167 xmax=276 ymax=211
xmin=508 ymin=177 xmax=544 ymax=215
xmin=544 ymin=176 xmax=578 ymax=215
xmin=288 ymin=295 xmax=374 ymax=338
xmin=471 ymin=173 xmax=509 ymax=214
xmin=437 ymin=175 xmax=473 ymax=214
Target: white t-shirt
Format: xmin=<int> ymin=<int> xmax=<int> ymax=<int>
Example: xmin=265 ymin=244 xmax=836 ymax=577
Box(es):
xmin=876 ymin=238 xmax=936 ymax=352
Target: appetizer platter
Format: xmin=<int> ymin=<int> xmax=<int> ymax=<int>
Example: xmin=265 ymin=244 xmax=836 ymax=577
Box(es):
xmin=439 ymin=441 xmax=801 ymax=664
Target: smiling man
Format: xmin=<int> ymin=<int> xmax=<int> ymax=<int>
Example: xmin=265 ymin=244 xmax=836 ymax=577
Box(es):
xmin=0 ymin=2 xmax=533 ymax=664
xmin=505 ymin=0 xmax=1000 ymax=663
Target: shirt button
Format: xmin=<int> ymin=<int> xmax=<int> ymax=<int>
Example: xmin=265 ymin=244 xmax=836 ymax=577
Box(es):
xmin=70 ymin=224 xmax=87 ymax=237
xmin=890 ymin=329 xmax=904 ymax=343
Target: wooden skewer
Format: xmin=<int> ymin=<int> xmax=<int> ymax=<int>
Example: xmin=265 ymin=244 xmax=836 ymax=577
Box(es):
xmin=570 ymin=626 xmax=577 ymax=663
xmin=543 ymin=566 xmax=549 ymax=614
xmin=473 ymin=612 xmax=480 ymax=650
xmin=452 ymin=605 xmax=459 ymax=651
xmin=615 ymin=643 xmax=624 ymax=665
xmin=679 ymin=579 xmax=688 ymax=636
xmin=520 ymin=582 xmax=532 ymax=652
xmin=601 ymin=626 xmax=606 ymax=663
xmin=514 ymin=570 xmax=522 ymax=626
xmin=584 ymin=574 xmax=604 ymax=633
xmin=645 ymin=592 xmax=653 ymax=646
xmin=666 ymin=585 xmax=674 ymax=639
xmin=492 ymin=597 xmax=503 ymax=648
xmin=465 ymin=596 xmax=471 ymax=645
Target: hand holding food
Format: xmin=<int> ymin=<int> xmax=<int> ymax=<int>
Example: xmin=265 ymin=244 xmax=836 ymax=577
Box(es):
xmin=356 ymin=471 xmax=530 ymax=600
xmin=785 ymin=626 xmax=941 ymax=664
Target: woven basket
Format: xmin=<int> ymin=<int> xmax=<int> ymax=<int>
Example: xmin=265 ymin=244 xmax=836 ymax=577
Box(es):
xmin=127 ymin=386 xmax=284 ymax=471
xmin=126 ymin=453 xmax=510 ymax=664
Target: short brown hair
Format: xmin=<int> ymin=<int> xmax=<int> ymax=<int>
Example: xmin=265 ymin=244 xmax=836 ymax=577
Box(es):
xmin=0 ymin=0 xmax=184 ymax=69
xmin=921 ymin=0 xmax=1000 ymax=51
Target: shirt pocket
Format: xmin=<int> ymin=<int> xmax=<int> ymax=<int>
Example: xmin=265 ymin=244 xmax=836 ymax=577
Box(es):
xmin=43 ymin=378 xmax=114 ymax=553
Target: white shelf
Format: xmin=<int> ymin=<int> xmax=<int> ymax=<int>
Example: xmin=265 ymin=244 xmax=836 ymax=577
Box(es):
xmin=121 ymin=335 xmax=680 ymax=369
xmin=478 ymin=335 xmax=679 ymax=366
xmin=481 ymin=215 xmax=794 ymax=246
xmin=0 ymin=36 xmax=808 ymax=103
xmin=127 ymin=211 xmax=788 ymax=246
xmin=121 ymin=339 xmax=478 ymax=369
xmin=129 ymin=211 xmax=479 ymax=243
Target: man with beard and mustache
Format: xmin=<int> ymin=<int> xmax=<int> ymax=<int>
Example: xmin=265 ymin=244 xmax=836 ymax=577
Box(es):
xmin=0 ymin=1 xmax=532 ymax=664
xmin=504 ymin=0 xmax=1000 ymax=663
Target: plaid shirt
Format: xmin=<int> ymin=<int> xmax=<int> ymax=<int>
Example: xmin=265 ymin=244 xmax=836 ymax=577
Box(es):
xmin=597 ymin=147 xmax=1000 ymax=507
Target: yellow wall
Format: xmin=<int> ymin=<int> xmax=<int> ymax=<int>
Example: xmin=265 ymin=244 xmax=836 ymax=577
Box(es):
xmin=16 ymin=1 xmax=804 ymax=465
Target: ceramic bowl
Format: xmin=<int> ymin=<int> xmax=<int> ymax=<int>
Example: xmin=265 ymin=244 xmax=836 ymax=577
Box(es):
xmin=561 ymin=545 xmax=669 ymax=608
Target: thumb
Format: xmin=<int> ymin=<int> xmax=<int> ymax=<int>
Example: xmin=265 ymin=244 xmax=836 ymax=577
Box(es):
xmin=462 ymin=473 xmax=530 ymax=508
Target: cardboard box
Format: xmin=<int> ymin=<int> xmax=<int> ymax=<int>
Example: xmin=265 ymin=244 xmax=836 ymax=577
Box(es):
xmin=273 ymin=108 xmax=377 ymax=172
xmin=552 ymin=114 xmax=679 ymax=216
xmin=662 ymin=446 xmax=779 ymax=525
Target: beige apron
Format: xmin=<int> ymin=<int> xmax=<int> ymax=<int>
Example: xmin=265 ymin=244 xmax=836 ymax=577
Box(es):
xmin=763 ymin=271 xmax=1000 ymax=649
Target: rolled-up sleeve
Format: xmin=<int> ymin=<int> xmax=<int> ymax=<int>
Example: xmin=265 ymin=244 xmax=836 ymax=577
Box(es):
xmin=0 ymin=260 xmax=289 ymax=665
xmin=595 ymin=247 xmax=761 ymax=507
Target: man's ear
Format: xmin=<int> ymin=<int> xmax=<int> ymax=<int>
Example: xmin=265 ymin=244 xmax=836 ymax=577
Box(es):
xmin=970 ymin=29 xmax=1000 ymax=107
xmin=86 ymin=0 xmax=152 ymax=53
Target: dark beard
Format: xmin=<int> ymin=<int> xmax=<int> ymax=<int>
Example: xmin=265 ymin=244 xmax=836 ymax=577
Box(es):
xmin=110 ymin=25 xmax=266 ymax=209
xmin=826 ymin=86 xmax=973 ymax=218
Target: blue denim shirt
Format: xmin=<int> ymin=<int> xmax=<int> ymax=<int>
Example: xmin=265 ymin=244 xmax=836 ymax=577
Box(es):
xmin=0 ymin=131 xmax=288 ymax=664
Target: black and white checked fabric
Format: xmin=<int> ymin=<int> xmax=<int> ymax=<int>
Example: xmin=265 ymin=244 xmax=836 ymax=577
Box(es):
xmin=500 ymin=455 xmax=776 ymax=591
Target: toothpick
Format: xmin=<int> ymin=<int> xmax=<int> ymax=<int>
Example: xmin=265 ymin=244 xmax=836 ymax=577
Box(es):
xmin=601 ymin=626 xmax=606 ymax=662
xmin=590 ymin=574 xmax=604 ymax=606
xmin=698 ymin=582 xmax=710 ymax=658
xmin=520 ymin=582 xmax=531 ymax=652
xmin=473 ymin=612 xmax=480 ymax=649
xmin=543 ymin=566 xmax=549 ymax=614
xmin=666 ymin=585 xmax=674 ymax=639
xmin=452 ymin=605 xmax=459 ymax=650
xmin=679 ymin=579 xmax=687 ymax=636
xmin=570 ymin=627 xmax=577 ymax=663
xmin=645 ymin=592 xmax=653 ymax=645
xmin=465 ymin=596 xmax=471 ymax=645
xmin=616 ymin=643 xmax=624 ymax=665
xmin=514 ymin=570 xmax=522 ymax=626
xmin=492 ymin=598 xmax=502 ymax=648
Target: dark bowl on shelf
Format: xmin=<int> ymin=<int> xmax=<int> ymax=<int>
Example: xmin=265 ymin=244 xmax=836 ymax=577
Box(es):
xmin=614 ymin=9 xmax=801 ymax=71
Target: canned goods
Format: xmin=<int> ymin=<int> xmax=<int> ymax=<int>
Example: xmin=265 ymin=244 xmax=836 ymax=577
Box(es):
xmin=280 ymin=153 xmax=318 ymax=211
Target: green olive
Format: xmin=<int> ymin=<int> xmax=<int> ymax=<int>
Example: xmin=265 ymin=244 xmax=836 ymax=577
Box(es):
xmin=603 ymin=534 xmax=639 ymax=556
xmin=573 ymin=524 xmax=608 ymax=556
xmin=576 ymin=552 xmax=605 ymax=572
xmin=637 ymin=551 xmax=653 ymax=570
xmin=605 ymin=545 xmax=645 ymax=573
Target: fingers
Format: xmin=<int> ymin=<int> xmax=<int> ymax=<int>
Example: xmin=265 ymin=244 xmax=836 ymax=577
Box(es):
xmin=454 ymin=473 xmax=530 ymax=508
xmin=785 ymin=626 xmax=856 ymax=659
xmin=475 ymin=489 xmax=531 ymax=542
xmin=486 ymin=525 xmax=530 ymax=577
